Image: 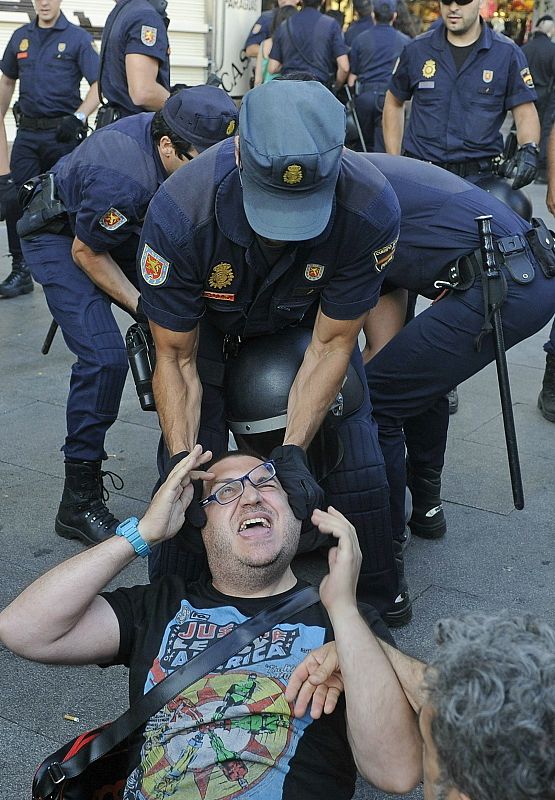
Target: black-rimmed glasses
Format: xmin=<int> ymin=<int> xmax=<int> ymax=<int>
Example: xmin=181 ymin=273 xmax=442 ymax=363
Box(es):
xmin=200 ymin=461 xmax=277 ymax=507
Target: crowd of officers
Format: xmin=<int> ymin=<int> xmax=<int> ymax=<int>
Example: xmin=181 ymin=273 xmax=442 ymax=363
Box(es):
xmin=1 ymin=0 xmax=555 ymax=631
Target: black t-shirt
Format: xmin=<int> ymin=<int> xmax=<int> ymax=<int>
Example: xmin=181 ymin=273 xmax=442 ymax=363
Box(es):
xmin=448 ymin=37 xmax=479 ymax=73
xmin=101 ymin=575 xmax=392 ymax=799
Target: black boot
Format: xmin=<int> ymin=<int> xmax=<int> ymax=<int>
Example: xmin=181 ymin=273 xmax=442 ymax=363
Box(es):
xmin=538 ymin=353 xmax=555 ymax=423
xmin=384 ymin=540 xmax=413 ymax=628
xmin=406 ymin=460 xmax=447 ymax=539
xmin=55 ymin=461 xmax=122 ymax=545
xmin=0 ymin=255 xmax=33 ymax=298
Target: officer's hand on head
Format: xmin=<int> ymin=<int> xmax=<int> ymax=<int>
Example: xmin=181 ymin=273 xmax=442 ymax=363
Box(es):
xmin=269 ymin=444 xmax=325 ymax=521
xmin=55 ymin=114 xmax=87 ymax=144
xmin=164 ymin=450 xmax=208 ymax=529
xmin=510 ymin=143 xmax=539 ymax=190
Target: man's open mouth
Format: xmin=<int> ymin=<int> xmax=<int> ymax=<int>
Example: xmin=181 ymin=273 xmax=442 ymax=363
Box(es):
xmin=238 ymin=515 xmax=272 ymax=534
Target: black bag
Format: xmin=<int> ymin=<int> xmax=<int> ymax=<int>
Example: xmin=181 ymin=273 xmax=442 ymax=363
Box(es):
xmin=32 ymin=586 xmax=319 ymax=800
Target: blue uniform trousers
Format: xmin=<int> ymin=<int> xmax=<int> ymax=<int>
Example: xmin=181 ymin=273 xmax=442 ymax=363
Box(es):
xmin=21 ymin=232 xmax=130 ymax=461
xmin=365 ymin=268 xmax=555 ymax=542
xmin=150 ymin=340 xmax=398 ymax=614
xmin=353 ymin=84 xmax=388 ymax=153
xmin=7 ymin=129 xmax=78 ymax=258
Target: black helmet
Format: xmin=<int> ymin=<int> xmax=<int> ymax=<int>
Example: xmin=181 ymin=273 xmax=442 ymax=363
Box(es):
xmin=474 ymin=174 xmax=533 ymax=222
xmin=224 ymin=328 xmax=364 ymax=481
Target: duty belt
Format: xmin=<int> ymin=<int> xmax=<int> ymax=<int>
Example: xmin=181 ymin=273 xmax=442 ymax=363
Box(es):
xmin=435 ymin=234 xmax=536 ymax=292
xmin=404 ymin=152 xmax=497 ymax=178
xmin=19 ymin=115 xmax=65 ymax=131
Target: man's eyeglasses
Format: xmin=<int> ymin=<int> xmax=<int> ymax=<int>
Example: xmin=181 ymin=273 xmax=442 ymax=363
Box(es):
xmin=440 ymin=0 xmax=475 ymax=5
xmin=200 ymin=461 xmax=277 ymax=507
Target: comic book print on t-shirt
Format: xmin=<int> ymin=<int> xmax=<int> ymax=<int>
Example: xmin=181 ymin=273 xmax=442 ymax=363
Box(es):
xmin=123 ymin=600 xmax=326 ymax=800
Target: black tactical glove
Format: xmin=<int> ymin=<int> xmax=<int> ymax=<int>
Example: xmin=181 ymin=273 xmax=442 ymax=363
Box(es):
xmin=500 ymin=142 xmax=539 ymax=190
xmin=164 ymin=450 xmax=207 ymax=529
xmin=0 ymin=173 xmax=17 ymax=221
xmin=55 ymin=114 xmax=87 ymax=144
xmin=269 ymin=444 xmax=325 ymax=521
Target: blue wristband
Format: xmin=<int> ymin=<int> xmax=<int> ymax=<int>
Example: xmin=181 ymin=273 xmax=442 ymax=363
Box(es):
xmin=115 ymin=516 xmax=152 ymax=558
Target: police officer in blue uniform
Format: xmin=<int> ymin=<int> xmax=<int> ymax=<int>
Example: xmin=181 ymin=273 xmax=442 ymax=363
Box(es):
xmin=361 ymin=154 xmax=555 ymax=555
xmin=244 ymin=1 xmax=299 ymax=59
xmin=99 ymin=0 xmax=170 ymax=120
xmin=0 ymin=0 xmax=99 ymax=298
xmin=344 ymin=0 xmax=375 ymax=47
xmin=348 ymin=0 xmax=409 ymax=152
xmin=138 ymin=80 xmax=408 ymax=625
xmin=382 ymin=0 xmax=541 ymax=187
xmin=268 ymin=0 xmax=349 ymax=89
xmin=18 ymin=86 xmax=239 ymax=546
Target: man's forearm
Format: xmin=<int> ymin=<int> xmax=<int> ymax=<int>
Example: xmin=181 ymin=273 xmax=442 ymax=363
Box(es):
xmin=512 ymin=102 xmax=541 ymax=146
xmin=71 ymin=240 xmax=139 ymax=313
xmin=329 ymin=606 xmax=422 ymax=791
xmin=153 ymin=354 xmax=202 ymax=456
xmin=77 ymin=81 xmax=100 ymax=118
xmin=378 ymin=638 xmax=427 ymax=712
xmin=383 ymin=91 xmax=405 ymax=154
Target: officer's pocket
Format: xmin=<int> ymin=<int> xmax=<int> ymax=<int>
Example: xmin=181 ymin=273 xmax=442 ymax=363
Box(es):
xmin=270 ymin=296 xmax=318 ymax=324
xmin=464 ymin=96 xmax=500 ymax=147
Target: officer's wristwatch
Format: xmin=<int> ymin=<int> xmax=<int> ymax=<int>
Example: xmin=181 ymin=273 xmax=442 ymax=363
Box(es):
xmin=74 ymin=111 xmax=87 ymax=124
xmin=522 ymin=141 xmax=539 ymax=151
xmin=115 ymin=516 xmax=152 ymax=558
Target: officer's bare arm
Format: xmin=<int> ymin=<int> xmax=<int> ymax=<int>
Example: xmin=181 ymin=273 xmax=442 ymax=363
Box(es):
xmin=77 ymin=80 xmax=100 ymax=119
xmin=150 ymin=322 xmax=202 ymax=455
xmin=512 ymin=101 xmax=541 ymax=147
xmin=0 ymin=74 xmax=16 ymax=174
xmin=125 ymin=53 xmax=170 ymax=111
xmin=71 ymin=237 xmax=140 ymax=314
xmin=283 ymin=309 xmax=365 ymax=450
xmin=362 ymin=288 xmax=408 ymax=363
xmin=382 ymin=90 xmax=405 ymax=155
xmin=245 ymin=43 xmax=260 ymax=59
xmin=546 ymin=124 xmax=555 ymax=217
xmin=268 ymin=57 xmax=282 ymax=75
xmin=334 ymin=54 xmax=350 ymax=91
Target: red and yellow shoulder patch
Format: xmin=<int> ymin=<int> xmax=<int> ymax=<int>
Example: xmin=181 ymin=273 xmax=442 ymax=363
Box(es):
xmin=141 ymin=244 xmax=170 ymax=286
xmin=99 ymin=207 xmax=127 ymax=231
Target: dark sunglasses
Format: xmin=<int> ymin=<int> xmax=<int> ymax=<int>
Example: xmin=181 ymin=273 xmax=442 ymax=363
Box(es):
xmin=440 ymin=0 xmax=475 ymax=5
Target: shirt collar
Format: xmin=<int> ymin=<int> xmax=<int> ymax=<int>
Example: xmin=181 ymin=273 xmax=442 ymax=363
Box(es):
xmin=431 ymin=18 xmax=490 ymax=52
xmin=33 ymin=11 xmax=70 ymax=32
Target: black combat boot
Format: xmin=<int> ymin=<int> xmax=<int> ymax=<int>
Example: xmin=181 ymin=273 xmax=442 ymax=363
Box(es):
xmin=384 ymin=541 xmax=413 ymax=628
xmin=406 ymin=459 xmax=447 ymax=539
xmin=55 ymin=461 xmax=122 ymax=545
xmin=538 ymin=353 xmax=555 ymax=423
xmin=0 ymin=255 xmax=33 ymax=298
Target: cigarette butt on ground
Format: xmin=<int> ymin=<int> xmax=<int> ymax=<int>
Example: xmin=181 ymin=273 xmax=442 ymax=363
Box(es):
xmin=63 ymin=714 xmax=80 ymax=722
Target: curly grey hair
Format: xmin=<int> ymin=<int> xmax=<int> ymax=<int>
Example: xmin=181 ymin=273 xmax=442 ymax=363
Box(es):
xmin=425 ymin=612 xmax=555 ymax=800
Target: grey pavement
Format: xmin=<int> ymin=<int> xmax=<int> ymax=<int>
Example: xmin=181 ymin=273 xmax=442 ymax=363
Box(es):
xmin=0 ymin=179 xmax=554 ymax=800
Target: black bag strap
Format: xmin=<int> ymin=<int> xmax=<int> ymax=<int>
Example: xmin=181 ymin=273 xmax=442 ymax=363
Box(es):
xmin=38 ymin=585 xmax=319 ymax=794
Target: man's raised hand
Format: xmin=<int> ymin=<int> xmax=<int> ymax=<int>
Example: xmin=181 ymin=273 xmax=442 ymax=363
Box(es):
xmin=312 ymin=506 xmax=361 ymax=616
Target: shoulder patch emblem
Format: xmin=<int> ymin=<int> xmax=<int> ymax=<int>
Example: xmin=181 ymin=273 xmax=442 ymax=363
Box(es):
xmin=141 ymin=244 xmax=170 ymax=286
xmin=19 ymin=38 xmax=29 ymax=51
xmin=482 ymin=69 xmax=493 ymax=83
xmin=305 ymin=263 xmax=325 ymax=281
xmin=283 ymin=164 xmax=303 ymax=185
xmin=520 ymin=67 xmax=534 ymax=89
xmin=141 ymin=25 xmax=157 ymax=46
xmin=208 ymin=262 xmax=234 ymax=290
xmin=99 ymin=208 xmax=128 ymax=231
xmin=373 ymin=236 xmax=398 ymax=273
xmin=422 ymin=59 xmax=436 ymax=78
xmin=251 ymin=23 xmax=262 ymax=34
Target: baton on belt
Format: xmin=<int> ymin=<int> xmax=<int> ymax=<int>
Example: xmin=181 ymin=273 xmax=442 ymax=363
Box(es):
xmin=344 ymin=85 xmax=367 ymax=153
xmin=41 ymin=318 xmax=59 ymax=355
xmin=475 ymin=215 xmax=524 ymax=510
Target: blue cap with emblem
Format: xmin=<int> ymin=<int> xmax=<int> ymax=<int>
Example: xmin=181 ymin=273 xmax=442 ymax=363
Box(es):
xmin=239 ymin=80 xmax=346 ymax=241
xmin=162 ymin=86 xmax=239 ymax=152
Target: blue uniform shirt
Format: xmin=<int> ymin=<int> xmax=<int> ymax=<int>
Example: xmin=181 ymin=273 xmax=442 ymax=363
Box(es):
xmin=350 ymin=24 xmax=409 ymax=85
xmin=0 ymin=13 xmax=98 ymax=117
xmin=270 ymin=7 xmax=348 ymax=83
xmin=364 ymin=154 xmax=532 ymax=293
xmin=344 ymin=16 xmax=374 ymax=48
xmin=52 ymin=113 xmax=166 ymax=260
xmin=389 ymin=21 xmax=537 ymax=162
xmin=244 ymin=10 xmax=274 ymax=51
xmin=138 ymin=138 xmax=400 ymax=337
xmin=101 ymin=0 xmax=170 ymax=116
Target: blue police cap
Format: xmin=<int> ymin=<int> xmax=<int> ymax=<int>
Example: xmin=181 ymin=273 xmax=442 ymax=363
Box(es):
xmin=162 ymin=86 xmax=239 ymax=152
xmin=239 ymin=81 xmax=346 ymax=241
xmin=374 ymin=0 xmax=397 ymax=13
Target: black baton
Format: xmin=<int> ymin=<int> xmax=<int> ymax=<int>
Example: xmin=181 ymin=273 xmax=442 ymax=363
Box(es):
xmin=41 ymin=318 xmax=59 ymax=355
xmin=344 ymin=85 xmax=367 ymax=153
xmin=475 ymin=215 xmax=524 ymax=510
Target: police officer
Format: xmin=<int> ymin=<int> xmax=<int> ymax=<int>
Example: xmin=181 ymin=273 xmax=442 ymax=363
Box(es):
xmin=98 ymin=0 xmax=170 ymax=121
xmin=0 ymin=0 xmax=99 ymax=299
xmin=348 ymin=0 xmax=409 ymax=152
xmin=522 ymin=16 xmax=555 ymax=184
xmin=382 ymin=0 xmax=541 ymax=188
xmin=268 ymin=0 xmax=349 ymax=89
xmin=18 ymin=87 xmax=239 ymax=546
xmin=361 ymin=153 xmax=555 ymax=553
xmin=344 ymin=0 xmax=375 ymax=48
xmin=138 ymin=80 xmax=408 ymax=625
xmin=244 ymin=0 xmax=299 ymax=60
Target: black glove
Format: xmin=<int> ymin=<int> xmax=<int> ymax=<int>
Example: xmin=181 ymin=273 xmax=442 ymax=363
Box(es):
xmin=269 ymin=444 xmax=325 ymax=521
xmin=55 ymin=114 xmax=87 ymax=144
xmin=170 ymin=83 xmax=190 ymax=94
xmin=500 ymin=142 xmax=539 ymax=190
xmin=0 ymin=173 xmax=17 ymax=221
xmin=164 ymin=450 xmax=207 ymax=529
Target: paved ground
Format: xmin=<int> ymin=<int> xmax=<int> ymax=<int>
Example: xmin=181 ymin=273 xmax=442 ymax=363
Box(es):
xmin=0 ymin=180 xmax=553 ymax=800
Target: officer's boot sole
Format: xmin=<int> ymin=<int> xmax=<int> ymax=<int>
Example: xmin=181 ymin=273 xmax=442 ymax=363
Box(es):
xmin=409 ymin=512 xmax=447 ymax=539
xmin=55 ymin=515 xmax=105 ymax=546
xmin=538 ymin=392 xmax=555 ymax=423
